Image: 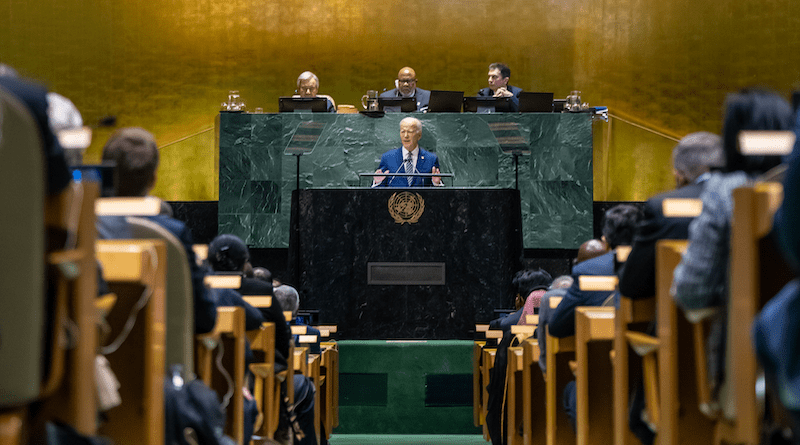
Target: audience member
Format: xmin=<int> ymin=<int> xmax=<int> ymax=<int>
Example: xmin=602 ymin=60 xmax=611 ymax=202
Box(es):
xmin=545 ymin=205 xmax=641 ymax=432
xmin=252 ymin=266 xmax=272 ymax=283
xmin=101 ymin=127 xmax=218 ymax=333
xmin=372 ymin=117 xmax=443 ymax=187
xmin=478 ymin=63 xmax=523 ymax=112
xmin=274 ymin=284 xmax=322 ymax=355
xmin=379 ymin=67 xmax=431 ymax=112
xmin=207 ymin=234 xmax=290 ymax=356
xmin=619 ymin=131 xmax=723 ymax=300
xmin=548 ymin=206 xmax=641 ymax=339
xmin=294 ymin=71 xmax=336 ymax=112
xmin=488 ymin=268 xmax=552 ymax=332
xmin=0 ymin=64 xmax=71 ymax=195
xmin=574 ymin=238 xmax=609 ymax=266
xmin=671 ymin=89 xmax=793 ymax=410
xmin=536 ymin=275 xmax=575 ymax=373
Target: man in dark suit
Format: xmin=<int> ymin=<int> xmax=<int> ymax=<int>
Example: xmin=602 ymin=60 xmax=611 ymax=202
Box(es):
xmin=619 ymin=132 xmax=723 ymax=300
xmin=548 ymin=205 xmax=642 ymax=338
xmin=379 ymin=67 xmax=431 ymax=112
xmin=294 ymin=71 xmax=336 ymax=113
xmin=372 ymin=117 xmax=443 ymax=187
xmin=477 ymin=63 xmax=523 ymax=112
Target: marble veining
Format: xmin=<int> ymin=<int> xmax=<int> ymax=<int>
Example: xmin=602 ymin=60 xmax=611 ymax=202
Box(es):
xmin=219 ymin=112 xmax=593 ymax=248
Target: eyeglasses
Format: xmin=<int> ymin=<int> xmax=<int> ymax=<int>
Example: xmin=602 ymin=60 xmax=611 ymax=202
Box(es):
xmin=398 ymin=78 xmax=417 ymax=84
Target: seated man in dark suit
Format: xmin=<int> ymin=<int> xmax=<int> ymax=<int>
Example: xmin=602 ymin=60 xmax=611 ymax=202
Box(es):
xmin=372 ymin=117 xmax=443 ymax=187
xmin=274 ymin=284 xmax=321 ymax=355
xmin=548 ymin=205 xmax=641 ymax=338
xmin=101 ymin=127 xmax=219 ymax=333
xmin=619 ymin=132 xmax=723 ymax=300
xmin=294 ymin=71 xmax=336 ymax=113
xmin=477 ymin=62 xmax=524 ymax=112
xmin=379 ymin=67 xmax=431 ymax=112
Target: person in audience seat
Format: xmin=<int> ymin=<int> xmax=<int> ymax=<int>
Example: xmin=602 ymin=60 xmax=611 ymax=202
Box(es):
xmin=544 ymin=205 xmax=641 ymax=431
xmin=671 ymin=89 xmax=793 ymax=412
xmin=207 ymin=233 xmax=291 ymax=360
xmin=537 ymin=239 xmax=609 ymax=373
xmin=379 ymin=66 xmax=431 ymax=112
xmin=101 ymin=127 xmax=219 ymax=333
xmin=488 ymin=268 xmax=553 ymax=332
xmin=274 ymin=284 xmax=321 ymax=355
xmin=619 ymin=132 xmax=723 ymax=301
xmin=617 ymin=132 xmax=723 ymax=444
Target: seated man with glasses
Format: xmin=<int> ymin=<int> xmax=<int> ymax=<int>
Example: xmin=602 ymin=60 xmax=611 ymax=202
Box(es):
xmin=379 ymin=66 xmax=430 ymax=112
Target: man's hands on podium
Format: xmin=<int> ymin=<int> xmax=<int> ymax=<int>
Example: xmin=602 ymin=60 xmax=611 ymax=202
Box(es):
xmin=371 ymin=167 xmax=443 ymax=186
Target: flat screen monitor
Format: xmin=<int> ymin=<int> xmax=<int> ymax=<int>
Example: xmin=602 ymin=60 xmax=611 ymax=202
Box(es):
xmin=72 ymin=162 xmax=117 ymax=197
xmin=378 ymin=97 xmax=416 ymax=112
xmin=426 ymin=90 xmax=464 ymax=113
xmin=278 ymin=97 xmax=328 ymax=113
xmin=518 ymin=92 xmax=555 ymax=112
xmin=552 ymin=99 xmax=567 ymax=113
xmin=463 ymin=96 xmax=514 ymax=113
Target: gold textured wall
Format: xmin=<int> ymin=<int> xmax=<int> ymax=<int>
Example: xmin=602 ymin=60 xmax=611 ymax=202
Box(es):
xmin=2 ymin=0 xmax=799 ymax=201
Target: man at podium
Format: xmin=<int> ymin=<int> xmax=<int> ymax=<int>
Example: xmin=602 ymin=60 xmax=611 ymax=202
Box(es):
xmin=372 ymin=117 xmax=443 ymax=187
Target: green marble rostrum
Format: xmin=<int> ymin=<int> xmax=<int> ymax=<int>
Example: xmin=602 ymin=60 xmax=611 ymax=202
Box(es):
xmin=218 ymin=112 xmax=593 ymax=249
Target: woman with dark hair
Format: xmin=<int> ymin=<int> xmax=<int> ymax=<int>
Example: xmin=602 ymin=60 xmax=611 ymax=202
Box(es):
xmin=671 ymin=88 xmax=793 ymax=415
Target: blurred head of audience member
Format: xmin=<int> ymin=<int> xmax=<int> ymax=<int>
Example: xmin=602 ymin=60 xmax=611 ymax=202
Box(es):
xmin=274 ymin=284 xmax=300 ymax=320
xmin=207 ymin=234 xmax=250 ymax=273
xmin=549 ymin=275 xmax=574 ymax=290
xmin=252 ymin=266 xmax=272 ymax=283
xmin=601 ymin=204 xmax=642 ymax=249
xmin=512 ymin=268 xmax=553 ymax=309
xmin=672 ymin=131 xmax=724 ymax=188
xmin=721 ymin=88 xmax=793 ymax=175
xmin=575 ymin=239 xmax=609 ymax=267
xmin=102 ymin=127 xmax=159 ymax=197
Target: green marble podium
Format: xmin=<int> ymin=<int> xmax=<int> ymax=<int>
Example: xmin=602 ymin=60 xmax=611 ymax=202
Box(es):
xmin=218 ymin=112 xmax=592 ymax=249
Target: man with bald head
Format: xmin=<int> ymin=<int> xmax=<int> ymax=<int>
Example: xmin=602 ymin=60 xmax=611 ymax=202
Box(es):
xmin=372 ymin=117 xmax=442 ymax=187
xmin=379 ymin=67 xmax=431 ymax=112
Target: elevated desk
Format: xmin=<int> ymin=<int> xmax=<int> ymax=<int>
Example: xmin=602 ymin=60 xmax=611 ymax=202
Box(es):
xmin=218 ymin=112 xmax=593 ymax=250
xmin=288 ymin=188 xmax=522 ymax=339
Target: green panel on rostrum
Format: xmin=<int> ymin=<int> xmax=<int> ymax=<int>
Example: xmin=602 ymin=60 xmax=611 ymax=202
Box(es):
xmin=219 ymin=112 xmax=592 ymax=249
xmin=334 ymin=340 xmax=480 ymax=435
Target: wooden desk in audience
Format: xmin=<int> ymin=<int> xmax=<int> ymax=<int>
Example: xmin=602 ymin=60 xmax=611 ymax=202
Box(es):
xmin=574 ymin=307 xmax=615 ymax=445
xmin=96 ymin=239 xmax=167 ymax=445
xmin=656 ymin=240 xmax=715 ymax=445
xmin=522 ymin=338 xmax=547 ymax=445
xmin=545 ymin=321 xmax=576 ymax=445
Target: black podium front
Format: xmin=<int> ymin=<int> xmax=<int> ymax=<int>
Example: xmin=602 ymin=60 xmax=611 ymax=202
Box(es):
xmin=288 ymin=188 xmax=523 ymax=339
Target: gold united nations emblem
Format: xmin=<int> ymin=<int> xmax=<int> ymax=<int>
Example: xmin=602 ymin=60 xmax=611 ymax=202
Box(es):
xmin=388 ymin=192 xmax=425 ymax=224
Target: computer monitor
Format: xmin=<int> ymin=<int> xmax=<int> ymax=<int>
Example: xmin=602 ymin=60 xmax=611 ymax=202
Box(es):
xmin=463 ymin=96 xmax=514 ymax=113
xmin=378 ymin=97 xmax=416 ymax=112
xmin=518 ymin=92 xmax=555 ymax=112
xmin=426 ymin=90 xmax=464 ymax=113
xmin=552 ymin=99 xmax=567 ymax=113
xmin=278 ymin=97 xmax=329 ymax=113
xmin=72 ymin=162 xmax=118 ymax=197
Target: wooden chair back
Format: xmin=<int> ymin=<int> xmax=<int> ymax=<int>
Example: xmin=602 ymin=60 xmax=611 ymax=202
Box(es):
xmin=574 ymin=307 xmax=615 ymax=445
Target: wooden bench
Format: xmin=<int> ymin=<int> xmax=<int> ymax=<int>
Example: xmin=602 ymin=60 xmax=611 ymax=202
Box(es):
xmin=96 ymin=239 xmax=167 ymax=445
xmin=656 ymin=240 xmax=715 ymax=445
xmin=522 ymin=337 xmax=547 ymax=445
xmin=544 ymin=297 xmax=576 ymax=445
xmin=575 ymin=307 xmax=615 ymax=445
xmin=713 ymin=182 xmax=791 ymax=445
xmin=506 ymin=324 xmax=536 ymax=445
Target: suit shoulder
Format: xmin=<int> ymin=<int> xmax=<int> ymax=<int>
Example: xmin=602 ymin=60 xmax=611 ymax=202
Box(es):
xmin=379 ymin=89 xmax=397 ymax=98
xmin=573 ymin=251 xmax=615 ymax=275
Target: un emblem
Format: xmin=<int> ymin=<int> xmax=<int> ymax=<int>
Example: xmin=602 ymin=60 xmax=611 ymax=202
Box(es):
xmin=388 ymin=192 xmax=425 ymax=224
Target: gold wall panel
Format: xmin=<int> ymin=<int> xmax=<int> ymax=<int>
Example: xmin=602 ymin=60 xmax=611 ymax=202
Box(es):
xmin=2 ymin=0 xmax=799 ymax=201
